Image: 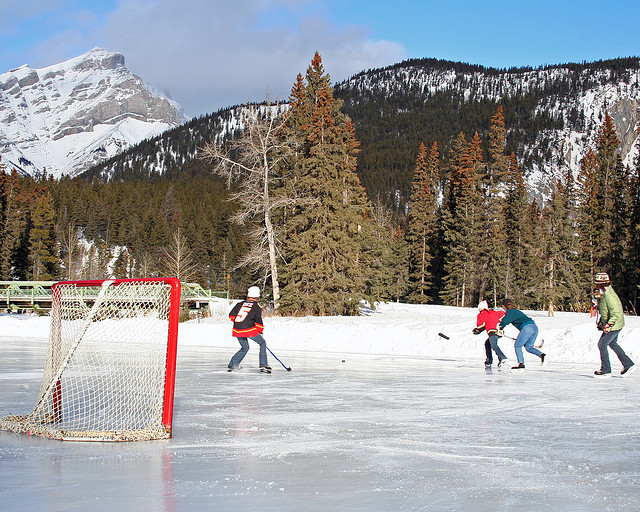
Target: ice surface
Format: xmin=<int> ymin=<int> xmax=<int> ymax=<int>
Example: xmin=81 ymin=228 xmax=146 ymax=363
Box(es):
xmin=1 ymin=304 xmax=639 ymax=511
xmin=1 ymin=319 xmax=639 ymax=511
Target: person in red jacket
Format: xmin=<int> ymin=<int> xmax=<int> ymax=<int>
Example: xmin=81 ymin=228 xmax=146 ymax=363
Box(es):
xmin=473 ymin=300 xmax=508 ymax=369
xmin=228 ymin=286 xmax=271 ymax=373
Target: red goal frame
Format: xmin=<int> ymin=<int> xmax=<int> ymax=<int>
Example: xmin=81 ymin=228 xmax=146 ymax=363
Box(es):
xmin=49 ymin=277 xmax=181 ymax=437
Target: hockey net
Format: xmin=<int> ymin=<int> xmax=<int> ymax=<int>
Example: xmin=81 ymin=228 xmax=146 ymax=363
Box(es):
xmin=0 ymin=278 xmax=181 ymax=442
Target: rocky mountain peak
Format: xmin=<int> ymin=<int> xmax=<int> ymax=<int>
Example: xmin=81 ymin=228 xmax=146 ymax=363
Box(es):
xmin=0 ymin=48 xmax=185 ymax=178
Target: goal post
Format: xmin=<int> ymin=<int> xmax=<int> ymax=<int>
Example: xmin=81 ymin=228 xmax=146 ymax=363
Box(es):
xmin=0 ymin=278 xmax=181 ymax=441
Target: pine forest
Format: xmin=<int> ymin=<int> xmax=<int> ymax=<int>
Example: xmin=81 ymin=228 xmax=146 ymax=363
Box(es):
xmin=1 ymin=55 xmax=639 ymax=315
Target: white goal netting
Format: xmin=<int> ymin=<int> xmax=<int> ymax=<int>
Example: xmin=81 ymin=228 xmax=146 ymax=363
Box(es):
xmin=0 ymin=278 xmax=180 ymax=442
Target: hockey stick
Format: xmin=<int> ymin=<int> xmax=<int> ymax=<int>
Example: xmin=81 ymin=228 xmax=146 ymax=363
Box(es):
xmin=266 ymin=346 xmax=292 ymax=371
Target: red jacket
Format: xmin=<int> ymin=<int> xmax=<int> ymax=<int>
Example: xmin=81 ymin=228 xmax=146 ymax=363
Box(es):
xmin=476 ymin=309 xmax=505 ymax=334
xmin=229 ymin=299 xmax=264 ymax=337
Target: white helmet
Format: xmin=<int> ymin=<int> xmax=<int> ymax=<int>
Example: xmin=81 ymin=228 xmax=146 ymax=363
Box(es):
xmin=478 ymin=300 xmax=489 ymax=311
xmin=247 ymin=286 xmax=260 ymax=298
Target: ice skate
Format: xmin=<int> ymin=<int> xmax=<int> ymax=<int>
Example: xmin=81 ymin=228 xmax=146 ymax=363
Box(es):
xmin=511 ymin=362 xmax=525 ymax=370
xmin=260 ymin=365 xmax=272 ymax=374
xmin=594 ymin=370 xmax=611 ymax=378
xmin=621 ymin=364 xmax=635 ymax=376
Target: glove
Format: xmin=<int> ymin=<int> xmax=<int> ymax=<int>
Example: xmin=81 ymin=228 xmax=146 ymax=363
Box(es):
xmin=596 ymin=319 xmax=604 ymax=331
xmin=472 ymin=326 xmax=484 ymax=335
xmin=496 ymin=329 xmax=504 ymax=337
xmin=604 ymin=323 xmax=611 ymax=333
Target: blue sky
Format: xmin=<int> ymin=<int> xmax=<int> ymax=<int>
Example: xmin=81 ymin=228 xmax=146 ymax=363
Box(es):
xmin=2 ymin=0 xmax=639 ymax=117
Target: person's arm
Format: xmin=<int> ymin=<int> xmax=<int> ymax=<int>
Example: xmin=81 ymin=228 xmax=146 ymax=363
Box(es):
xmin=604 ymin=291 xmax=624 ymax=330
xmin=229 ymin=302 xmax=241 ymax=322
xmin=499 ymin=309 xmax=513 ymax=329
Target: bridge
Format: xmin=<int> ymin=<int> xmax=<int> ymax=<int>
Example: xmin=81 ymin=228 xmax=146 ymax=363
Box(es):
xmin=0 ymin=281 xmax=229 ymax=314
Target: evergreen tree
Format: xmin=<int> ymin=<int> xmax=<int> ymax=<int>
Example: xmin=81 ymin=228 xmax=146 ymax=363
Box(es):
xmin=488 ymin=106 xmax=509 ymax=186
xmin=388 ymin=225 xmax=410 ymax=302
xmin=625 ymin=133 xmax=640 ymax=313
xmin=112 ymin=247 xmax=131 ymax=279
xmin=576 ymin=114 xmax=624 ymax=296
xmin=594 ymin=114 xmax=623 ymax=273
xmin=607 ymin=155 xmax=631 ymax=290
xmin=441 ymin=132 xmax=483 ymax=306
xmin=29 ymin=192 xmax=59 ymax=280
xmin=541 ymin=167 xmax=581 ymax=312
xmin=481 ymin=107 xmax=511 ymax=304
xmin=576 ymin=147 xmax=601 ymax=284
xmin=0 ymin=171 xmax=36 ymax=280
xmin=278 ymin=52 xmax=382 ymax=315
xmin=406 ymin=142 xmax=440 ymax=302
xmin=519 ymin=198 xmax=546 ymax=308
xmin=500 ymin=154 xmax=528 ymax=305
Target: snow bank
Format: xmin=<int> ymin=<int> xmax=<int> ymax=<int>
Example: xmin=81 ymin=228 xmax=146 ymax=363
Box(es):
xmin=2 ymin=302 xmax=638 ymax=367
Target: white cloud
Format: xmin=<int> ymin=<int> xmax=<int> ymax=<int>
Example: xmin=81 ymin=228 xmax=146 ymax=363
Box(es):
xmin=98 ymin=0 xmax=406 ymax=117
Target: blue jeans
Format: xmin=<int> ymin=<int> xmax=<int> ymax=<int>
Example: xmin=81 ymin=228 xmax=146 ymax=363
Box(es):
xmin=598 ymin=330 xmax=633 ymax=373
xmin=228 ymin=334 xmax=268 ymax=369
xmin=514 ymin=323 xmax=542 ymax=363
xmin=484 ymin=334 xmax=507 ymax=364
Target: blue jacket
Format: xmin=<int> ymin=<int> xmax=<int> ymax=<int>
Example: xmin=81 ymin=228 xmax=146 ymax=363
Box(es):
xmin=500 ymin=308 xmax=534 ymax=331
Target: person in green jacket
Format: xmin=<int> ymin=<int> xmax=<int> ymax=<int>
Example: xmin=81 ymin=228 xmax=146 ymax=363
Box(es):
xmin=593 ymin=272 xmax=635 ymax=377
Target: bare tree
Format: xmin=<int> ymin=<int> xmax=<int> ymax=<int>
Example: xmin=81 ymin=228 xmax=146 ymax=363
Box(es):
xmin=160 ymin=228 xmax=199 ymax=282
xmin=58 ymin=221 xmax=79 ymax=280
xmin=136 ymin=251 xmax=158 ymax=278
xmin=199 ymin=102 xmax=296 ymax=312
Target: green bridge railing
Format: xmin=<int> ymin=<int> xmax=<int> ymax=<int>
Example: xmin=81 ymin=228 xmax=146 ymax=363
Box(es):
xmin=0 ymin=280 xmax=228 ymax=313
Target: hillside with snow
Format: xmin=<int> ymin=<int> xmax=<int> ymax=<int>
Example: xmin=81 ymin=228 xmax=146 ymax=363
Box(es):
xmin=2 ymin=50 xmax=638 ymax=208
xmin=335 ymin=58 xmax=640 ymax=203
xmin=78 ymin=57 xmax=640 ymax=210
xmin=0 ymin=48 xmax=185 ymax=178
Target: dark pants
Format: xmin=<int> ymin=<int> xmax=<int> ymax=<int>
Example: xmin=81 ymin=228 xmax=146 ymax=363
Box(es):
xmin=484 ymin=334 xmax=507 ymax=364
xmin=598 ymin=330 xmax=633 ymax=373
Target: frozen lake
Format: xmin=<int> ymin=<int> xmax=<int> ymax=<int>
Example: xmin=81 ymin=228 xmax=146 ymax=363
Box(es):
xmin=1 ymin=338 xmax=639 ymax=511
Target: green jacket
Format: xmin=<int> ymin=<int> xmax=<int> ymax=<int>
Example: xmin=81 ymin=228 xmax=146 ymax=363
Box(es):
xmin=598 ymin=285 xmax=625 ymax=331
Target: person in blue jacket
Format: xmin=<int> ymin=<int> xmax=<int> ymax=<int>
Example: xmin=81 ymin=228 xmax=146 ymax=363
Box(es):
xmin=499 ymin=298 xmax=546 ymax=370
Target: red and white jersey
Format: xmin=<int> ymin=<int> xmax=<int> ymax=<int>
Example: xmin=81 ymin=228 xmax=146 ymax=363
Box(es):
xmin=229 ymin=299 xmax=264 ymax=337
xmin=476 ymin=309 xmax=505 ymax=334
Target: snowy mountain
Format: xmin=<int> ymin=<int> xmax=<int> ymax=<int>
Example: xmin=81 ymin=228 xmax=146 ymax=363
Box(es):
xmin=73 ymin=57 xmax=640 ymax=209
xmin=335 ymin=58 xmax=640 ymax=203
xmin=0 ymin=48 xmax=185 ymax=178
xmin=81 ymin=103 xmax=289 ymax=182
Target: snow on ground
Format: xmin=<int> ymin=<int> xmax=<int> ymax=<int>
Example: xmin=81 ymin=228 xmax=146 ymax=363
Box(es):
xmin=2 ymin=300 xmax=638 ymax=366
xmin=184 ymin=300 xmax=640 ymax=367
xmin=1 ymin=302 xmax=639 ymax=511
